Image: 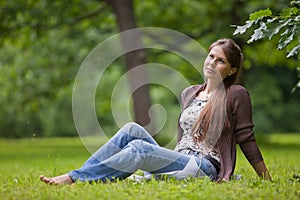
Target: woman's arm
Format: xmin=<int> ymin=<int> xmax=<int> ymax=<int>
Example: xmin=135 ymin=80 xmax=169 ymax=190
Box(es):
xmin=252 ymin=161 xmax=272 ymax=181
xmin=231 ymin=86 xmax=272 ymax=181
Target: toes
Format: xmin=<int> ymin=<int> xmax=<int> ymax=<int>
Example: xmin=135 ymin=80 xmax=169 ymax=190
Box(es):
xmin=39 ymin=174 xmax=73 ymax=185
xmin=40 ymin=175 xmax=51 ymax=184
xmin=40 ymin=175 xmax=46 ymax=182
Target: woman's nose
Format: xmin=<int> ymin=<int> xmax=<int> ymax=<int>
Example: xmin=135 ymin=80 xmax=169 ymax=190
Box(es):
xmin=209 ymin=59 xmax=216 ymax=67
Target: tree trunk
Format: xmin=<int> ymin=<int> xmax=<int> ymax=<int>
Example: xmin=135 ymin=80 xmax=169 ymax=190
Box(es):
xmin=106 ymin=0 xmax=153 ymax=131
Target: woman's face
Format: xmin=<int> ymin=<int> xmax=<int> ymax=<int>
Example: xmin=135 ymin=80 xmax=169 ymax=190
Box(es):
xmin=203 ymin=45 xmax=236 ymax=80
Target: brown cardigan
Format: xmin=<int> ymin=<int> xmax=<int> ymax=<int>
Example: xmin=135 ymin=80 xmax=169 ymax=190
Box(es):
xmin=177 ymin=84 xmax=263 ymax=182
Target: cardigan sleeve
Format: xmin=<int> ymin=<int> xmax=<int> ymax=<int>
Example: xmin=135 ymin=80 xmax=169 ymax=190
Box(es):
xmin=230 ymin=85 xmax=263 ymax=164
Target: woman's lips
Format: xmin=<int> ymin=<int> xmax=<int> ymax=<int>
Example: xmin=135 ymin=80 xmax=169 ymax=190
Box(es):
xmin=205 ymin=68 xmax=216 ymax=74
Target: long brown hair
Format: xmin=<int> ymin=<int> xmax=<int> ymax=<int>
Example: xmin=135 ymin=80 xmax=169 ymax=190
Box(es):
xmin=192 ymin=39 xmax=244 ymax=148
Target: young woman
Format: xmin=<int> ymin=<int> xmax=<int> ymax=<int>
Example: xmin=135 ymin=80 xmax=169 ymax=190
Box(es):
xmin=40 ymin=38 xmax=271 ymax=184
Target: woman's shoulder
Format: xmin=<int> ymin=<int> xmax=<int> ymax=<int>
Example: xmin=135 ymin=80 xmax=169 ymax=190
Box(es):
xmin=227 ymin=85 xmax=252 ymax=109
xmin=228 ymin=84 xmax=250 ymax=97
xmin=182 ymin=84 xmax=205 ymax=96
xmin=180 ymin=84 xmax=205 ymax=106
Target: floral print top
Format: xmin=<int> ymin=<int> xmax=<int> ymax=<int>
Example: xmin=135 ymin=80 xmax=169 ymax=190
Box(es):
xmin=174 ymin=98 xmax=220 ymax=162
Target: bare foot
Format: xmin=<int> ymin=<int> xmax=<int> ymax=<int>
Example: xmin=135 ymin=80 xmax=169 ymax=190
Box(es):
xmin=40 ymin=174 xmax=74 ymax=185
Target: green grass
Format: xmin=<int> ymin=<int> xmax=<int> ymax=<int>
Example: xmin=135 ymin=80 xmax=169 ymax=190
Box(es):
xmin=0 ymin=134 xmax=299 ymax=200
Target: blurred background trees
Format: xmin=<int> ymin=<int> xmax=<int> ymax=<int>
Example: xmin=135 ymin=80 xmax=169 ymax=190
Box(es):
xmin=0 ymin=0 xmax=299 ymax=138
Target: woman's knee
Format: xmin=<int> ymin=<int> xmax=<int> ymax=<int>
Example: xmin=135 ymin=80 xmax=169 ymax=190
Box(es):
xmin=122 ymin=122 xmax=148 ymax=137
xmin=122 ymin=122 xmax=141 ymax=130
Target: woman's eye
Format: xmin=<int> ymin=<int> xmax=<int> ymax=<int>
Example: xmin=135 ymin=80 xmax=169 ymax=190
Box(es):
xmin=208 ymin=54 xmax=226 ymax=64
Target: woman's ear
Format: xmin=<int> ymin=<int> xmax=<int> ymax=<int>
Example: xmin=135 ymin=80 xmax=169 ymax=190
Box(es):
xmin=228 ymin=67 xmax=237 ymax=76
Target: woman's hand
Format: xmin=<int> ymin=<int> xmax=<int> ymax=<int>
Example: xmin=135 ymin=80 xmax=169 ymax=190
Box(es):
xmin=252 ymin=161 xmax=272 ymax=181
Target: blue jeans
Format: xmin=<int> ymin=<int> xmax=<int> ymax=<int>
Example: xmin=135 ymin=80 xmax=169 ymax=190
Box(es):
xmin=68 ymin=122 xmax=217 ymax=182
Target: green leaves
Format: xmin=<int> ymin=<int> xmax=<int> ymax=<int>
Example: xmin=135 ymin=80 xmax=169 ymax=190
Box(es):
xmin=233 ymin=8 xmax=272 ymax=39
xmin=1 ymin=0 xmax=299 ymax=137
xmin=234 ymin=0 xmax=300 ymax=91
xmin=249 ymin=8 xmax=272 ymax=21
xmin=234 ymin=1 xmax=300 ymax=59
xmin=247 ymin=21 xmax=268 ymax=43
xmin=233 ymin=20 xmax=255 ymax=35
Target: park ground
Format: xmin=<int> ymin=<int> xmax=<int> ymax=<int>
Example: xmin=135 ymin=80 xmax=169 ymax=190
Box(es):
xmin=0 ymin=133 xmax=299 ymax=200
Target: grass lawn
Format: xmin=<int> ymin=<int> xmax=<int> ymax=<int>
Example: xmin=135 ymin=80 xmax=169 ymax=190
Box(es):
xmin=0 ymin=134 xmax=299 ymax=200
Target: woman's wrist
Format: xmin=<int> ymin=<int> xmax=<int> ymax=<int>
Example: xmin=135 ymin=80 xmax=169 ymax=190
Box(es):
xmin=252 ymin=161 xmax=272 ymax=181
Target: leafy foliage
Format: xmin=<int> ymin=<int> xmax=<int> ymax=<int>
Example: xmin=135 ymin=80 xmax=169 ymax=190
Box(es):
xmin=233 ymin=0 xmax=300 ymax=91
xmin=234 ymin=1 xmax=300 ymax=58
xmin=0 ymin=0 xmax=299 ymax=137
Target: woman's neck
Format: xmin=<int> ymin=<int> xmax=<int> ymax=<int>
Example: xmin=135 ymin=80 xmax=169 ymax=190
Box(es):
xmin=205 ymin=80 xmax=219 ymax=94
